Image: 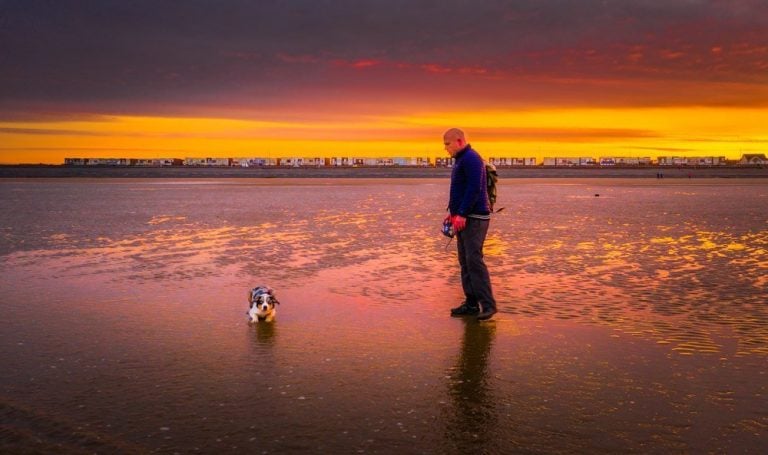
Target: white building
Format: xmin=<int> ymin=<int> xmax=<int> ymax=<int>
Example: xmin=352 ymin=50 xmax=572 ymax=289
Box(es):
xmin=657 ymin=156 xmax=685 ymax=166
xmin=738 ymin=154 xmax=767 ymax=165
xmin=279 ymin=158 xmax=300 ymax=167
xmin=392 ymin=157 xmax=431 ymax=166
xmin=184 ymin=158 xmax=230 ymax=166
xmin=515 ymin=158 xmax=536 ymax=166
xmin=85 ymin=158 xmax=133 ymax=166
xmin=303 ymin=157 xmax=325 ymax=166
xmin=543 ymin=157 xmax=579 ymax=166
xmin=600 ymin=156 xmax=651 ymax=166
xmin=231 ymin=158 xmax=277 ymax=167
xmin=331 ymin=157 xmax=353 ymax=166
xmin=349 ymin=158 xmax=379 ymax=166
xmin=134 ymin=158 xmax=181 ymax=166
xmin=657 ymin=156 xmax=726 ymax=166
xmin=686 ymin=156 xmax=727 ymax=166
xmin=279 ymin=157 xmax=326 ymax=167
xmin=489 ymin=157 xmax=536 ymax=166
xmin=636 ymin=157 xmax=652 ymax=166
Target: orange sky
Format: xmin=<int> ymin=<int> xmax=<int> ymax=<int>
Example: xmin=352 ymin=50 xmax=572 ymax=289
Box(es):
xmin=1 ymin=1 xmax=767 ymax=164
xmin=2 ymin=104 xmax=767 ymax=164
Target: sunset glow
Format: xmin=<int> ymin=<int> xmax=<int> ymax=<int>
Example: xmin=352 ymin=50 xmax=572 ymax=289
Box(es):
xmin=3 ymin=105 xmax=766 ymax=163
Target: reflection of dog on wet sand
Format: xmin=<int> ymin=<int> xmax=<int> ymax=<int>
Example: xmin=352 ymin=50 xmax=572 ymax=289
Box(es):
xmin=247 ymin=286 xmax=280 ymax=323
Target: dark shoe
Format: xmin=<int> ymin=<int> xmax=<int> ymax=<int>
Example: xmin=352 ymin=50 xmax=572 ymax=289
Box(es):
xmin=477 ymin=306 xmax=498 ymax=321
xmin=450 ymin=302 xmax=480 ymax=317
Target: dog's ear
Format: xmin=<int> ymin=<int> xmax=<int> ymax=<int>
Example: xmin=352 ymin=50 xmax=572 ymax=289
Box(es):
xmin=272 ymin=296 xmax=280 ymax=305
xmin=248 ymin=290 xmax=254 ymax=305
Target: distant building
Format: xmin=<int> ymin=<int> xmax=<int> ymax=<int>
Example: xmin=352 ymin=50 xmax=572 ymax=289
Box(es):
xmin=330 ymin=157 xmax=353 ymax=166
xmin=84 ymin=158 xmax=133 ymax=166
xmin=616 ymin=157 xmax=638 ymax=165
xmin=184 ymin=158 xmax=230 ymax=166
xmin=607 ymin=157 xmax=652 ymax=166
xmin=658 ymin=156 xmax=727 ymax=166
xmin=488 ymin=157 xmax=536 ymax=166
xmin=738 ymin=154 xmax=767 ymax=165
xmin=392 ymin=157 xmax=431 ymax=166
xmin=230 ymin=158 xmax=277 ymax=167
xmin=361 ymin=158 xmax=378 ymax=166
xmin=304 ymin=157 xmax=326 ymax=166
xmin=636 ymin=157 xmax=652 ymax=166
xmin=135 ymin=158 xmax=183 ymax=166
xmin=59 ymin=154 xmax=755 ymax=169
xmin=256 ymin=158 xmax=278 ymax=166
xmin=279 ymin=158 xmax=300 ymax=167
xmin=657 ymin=156 xmax=688 ymax=166
xmin=685 ymin=156 xmax=727 ymax=166
xmin=278 ymin=157 xmax=326 ymax=167
xmin=516 ymin=158 xmax=536 ymax=166
xmin=543 ymin=157 xmax=579 ymax=166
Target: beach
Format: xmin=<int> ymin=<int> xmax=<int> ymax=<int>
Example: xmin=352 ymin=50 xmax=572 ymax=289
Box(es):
xmin=1 ymin=164 xmax=767 ymax=179
xmin=1 ymin=177 xmax=766 ymax=453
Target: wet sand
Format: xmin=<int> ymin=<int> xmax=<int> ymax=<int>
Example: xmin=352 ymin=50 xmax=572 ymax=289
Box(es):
xmin=1 ymin=178 xmax=766 ymax=453
xmin=1 ymin=164 xmax=767 ymax=179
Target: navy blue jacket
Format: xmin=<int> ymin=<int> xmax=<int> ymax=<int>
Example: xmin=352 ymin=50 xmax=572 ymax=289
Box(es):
xmin=448 ymin=145 xmax=490 ymax=217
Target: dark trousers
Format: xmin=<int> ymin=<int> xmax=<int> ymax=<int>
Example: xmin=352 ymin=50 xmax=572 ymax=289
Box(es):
xmin=456 ymin=217 xmax=496 ymax=311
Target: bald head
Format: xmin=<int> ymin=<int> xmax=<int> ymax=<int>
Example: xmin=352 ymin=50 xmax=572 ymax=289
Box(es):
xmin=443 ymin=128 xmax=468 ymax=157
xmin=443 ymin=128 xmax=467 ymax=142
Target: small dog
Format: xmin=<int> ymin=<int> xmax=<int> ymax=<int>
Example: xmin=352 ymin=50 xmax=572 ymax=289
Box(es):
xmin=247 ymin=286 xmax=280 ymax=323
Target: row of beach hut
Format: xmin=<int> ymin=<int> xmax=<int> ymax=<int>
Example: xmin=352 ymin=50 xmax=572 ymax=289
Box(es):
xmin=63 ymin=154 xmax=766 ymax=167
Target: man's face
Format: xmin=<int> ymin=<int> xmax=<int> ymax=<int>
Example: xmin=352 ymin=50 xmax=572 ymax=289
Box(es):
xmin=443 ymin=135 xmax=464 ymax=157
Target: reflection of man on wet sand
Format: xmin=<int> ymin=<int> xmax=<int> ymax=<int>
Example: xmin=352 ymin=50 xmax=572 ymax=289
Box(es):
xmin=446 ymin=320 xmax=497 ymax=451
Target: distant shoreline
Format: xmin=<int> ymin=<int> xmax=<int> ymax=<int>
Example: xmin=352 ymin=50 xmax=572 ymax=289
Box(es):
xmin=1 ymin=165 xmax=767 ymax=179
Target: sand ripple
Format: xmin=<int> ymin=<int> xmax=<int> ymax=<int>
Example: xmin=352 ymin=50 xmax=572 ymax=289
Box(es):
xmin=2 ymin=179 xmax=767 ymax=357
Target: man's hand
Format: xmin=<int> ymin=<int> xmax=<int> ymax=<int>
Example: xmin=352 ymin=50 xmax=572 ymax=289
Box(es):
xmin=451 ymin=215 xmax=467 ymax=233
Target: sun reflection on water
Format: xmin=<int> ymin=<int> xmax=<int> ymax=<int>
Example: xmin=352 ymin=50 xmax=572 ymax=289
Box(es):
xmin=3 ymin=179 xmax=767 ymax=360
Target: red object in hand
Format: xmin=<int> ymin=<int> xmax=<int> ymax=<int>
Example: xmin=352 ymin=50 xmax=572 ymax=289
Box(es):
xmin=451 ymin=215 xmax=467 ymax=233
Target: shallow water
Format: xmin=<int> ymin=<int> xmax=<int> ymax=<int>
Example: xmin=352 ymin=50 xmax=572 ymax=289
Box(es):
xmin=1 ymin=178 xmax=766 ymax=453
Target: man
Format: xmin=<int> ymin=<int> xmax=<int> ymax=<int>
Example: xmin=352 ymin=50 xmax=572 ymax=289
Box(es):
xmin=443 ymin=128 xmax=497 ymax=320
